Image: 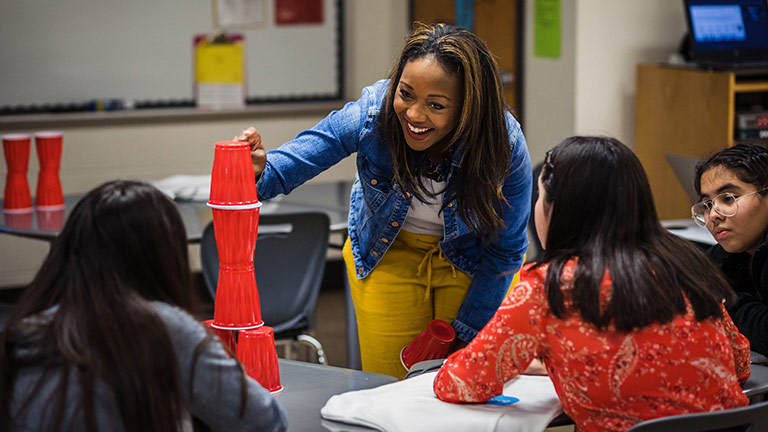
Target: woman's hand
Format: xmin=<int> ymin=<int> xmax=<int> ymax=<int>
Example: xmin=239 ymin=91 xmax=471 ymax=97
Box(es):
xmin=233 ymin=127 xmax=266 ymax=176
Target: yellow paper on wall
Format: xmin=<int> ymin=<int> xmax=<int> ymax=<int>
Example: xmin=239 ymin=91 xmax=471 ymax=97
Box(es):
xmin=195 ymin=41 xmax=244 ymax=84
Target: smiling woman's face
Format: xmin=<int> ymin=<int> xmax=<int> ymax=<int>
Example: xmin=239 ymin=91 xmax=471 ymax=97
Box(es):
xmin=699 ymin=166 xmax=768 ymax=255
xmin=393 ymin=56 xmax=462 ymax=160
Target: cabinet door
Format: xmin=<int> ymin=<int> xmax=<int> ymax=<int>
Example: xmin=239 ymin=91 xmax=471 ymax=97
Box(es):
xmin=410 ymin=0 xmax=521 ymax=113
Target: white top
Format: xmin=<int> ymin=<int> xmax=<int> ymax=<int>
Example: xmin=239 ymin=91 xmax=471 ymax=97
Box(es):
xmin=402 ymin=178 xmax=445 ymax=236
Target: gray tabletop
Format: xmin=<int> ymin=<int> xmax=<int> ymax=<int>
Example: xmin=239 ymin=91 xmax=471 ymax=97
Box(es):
xmin=0 ymin=181 xmax=352 ymax=242
xmin=276 ymin=359 xmax=397 ymax=431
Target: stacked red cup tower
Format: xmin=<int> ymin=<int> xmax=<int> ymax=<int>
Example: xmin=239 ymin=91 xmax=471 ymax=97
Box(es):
xmin=206 ymin=141 xmax=282 ymax=393
xmin=2 ymin=132 xmax=65 ymax=232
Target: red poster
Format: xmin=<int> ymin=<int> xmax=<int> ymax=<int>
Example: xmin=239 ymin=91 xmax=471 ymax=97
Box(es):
xmin=275 ymin=0 xmax=323 ymax=25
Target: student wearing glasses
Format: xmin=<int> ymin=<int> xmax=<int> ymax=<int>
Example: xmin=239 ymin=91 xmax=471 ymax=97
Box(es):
xmin=434 ymin=136 xmax=750 ymax=432
xmin=693 ymin=142 xmax=768 ymax=357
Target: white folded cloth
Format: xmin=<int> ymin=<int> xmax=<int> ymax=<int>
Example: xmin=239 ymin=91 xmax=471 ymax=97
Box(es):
xmin=150 ymin=174 xmax=211 ymax=202
xmin=320 ymin=372 xmax=563 ymax=432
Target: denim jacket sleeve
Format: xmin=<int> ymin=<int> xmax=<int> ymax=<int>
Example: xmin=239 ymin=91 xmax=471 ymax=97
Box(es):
xmin=451 ymin=116 xmax=532 ymax=342
xmin=255 ymin=85 xmax=379 ymax=200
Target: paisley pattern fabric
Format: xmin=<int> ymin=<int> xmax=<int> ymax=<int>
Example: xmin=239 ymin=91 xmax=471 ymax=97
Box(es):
xmin=434 ymin=261 xmax=751 ymax=432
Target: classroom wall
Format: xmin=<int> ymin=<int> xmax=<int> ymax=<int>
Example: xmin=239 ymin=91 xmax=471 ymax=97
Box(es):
xmin=523 ymin=0 xmax=685 ymax=165
xmin=0 ymin=0 xmax=410 ymax=288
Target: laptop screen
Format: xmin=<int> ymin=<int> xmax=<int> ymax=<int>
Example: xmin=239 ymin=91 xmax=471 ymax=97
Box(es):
xmin=684 ymin=0 xmax=768 ymax=66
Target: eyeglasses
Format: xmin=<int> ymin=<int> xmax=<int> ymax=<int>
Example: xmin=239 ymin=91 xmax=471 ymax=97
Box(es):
xmin=691 ymin=187 xmax=768 ymax=227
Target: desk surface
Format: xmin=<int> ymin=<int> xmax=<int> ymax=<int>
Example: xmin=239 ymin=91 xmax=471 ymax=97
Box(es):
xmin=276 ymin=359 xmax=397 ymax=431
xmin=0 ymin=181 xmax=352 ymax=243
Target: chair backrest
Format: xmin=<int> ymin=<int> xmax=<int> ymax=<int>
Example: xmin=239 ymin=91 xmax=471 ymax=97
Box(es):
xmin=200 ymin=212 xmax=330 ymax=336
xmin=626 ymin=400 xmax=768 ymax=432
xmin=527 ymin=162 xmax=544 ymax=262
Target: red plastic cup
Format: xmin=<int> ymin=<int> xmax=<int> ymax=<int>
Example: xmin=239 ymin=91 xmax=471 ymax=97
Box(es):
xmin=208 ymin=141 xmax=260 ymax=208
xmin=36 ymin=208 xmax=65 ymax=232
xmin=202 ymin=319 xmax=238 ymax=355
xmin=2 ymin=134 xmax=33 ymax=212
xmin=400 ymin=319 xmax=456 ymax=371
xmin=34 ymin=131 xmax=64 ymax=209
xmin=211 ymin=207 xmax=263 ymax=329
xmin=237 ymin=326 xmax=283 ymax=393
xmin=3 ymin=210 xmax=33 ymax=229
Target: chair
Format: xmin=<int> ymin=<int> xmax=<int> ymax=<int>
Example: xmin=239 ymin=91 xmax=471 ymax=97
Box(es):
xmin=626 ymin=400 xmax=768 ymax=432
xmin=200 ymin=212 xmax=330 ymax=365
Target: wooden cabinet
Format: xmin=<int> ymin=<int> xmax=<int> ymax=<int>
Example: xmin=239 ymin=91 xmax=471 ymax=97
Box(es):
xmin=634 ymin=64 xmax=768 ymax=220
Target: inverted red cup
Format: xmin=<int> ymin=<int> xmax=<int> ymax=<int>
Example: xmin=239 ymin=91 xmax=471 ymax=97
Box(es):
xmin=237 ymin=326 xmax=283 ymax=393
xmin=202 ymin=319 xmax=238 ymax=355
xmin=401 ymin=319 xmax=456 ymax=371
xmin=34 ymin=131 xmax=64 ymax=209
xmin=2 ymin=134 xmax=33 ymax=212
xmin=208 ymin=141 xmax=260 ymax=208
xmin=210 ymin=207 xmax=263 ymax=330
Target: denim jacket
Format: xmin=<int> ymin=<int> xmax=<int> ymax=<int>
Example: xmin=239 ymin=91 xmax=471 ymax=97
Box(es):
xmin=256 ymin=80 xmax=532 ymax=341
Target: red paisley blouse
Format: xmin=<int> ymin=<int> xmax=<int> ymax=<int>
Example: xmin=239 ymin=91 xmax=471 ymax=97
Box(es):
xmin=434 ymin=261 xmax=751 ymax=432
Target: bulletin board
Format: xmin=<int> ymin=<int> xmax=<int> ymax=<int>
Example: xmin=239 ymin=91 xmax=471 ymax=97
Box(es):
xmin=0 ymin=0 xmax=343 ymax=111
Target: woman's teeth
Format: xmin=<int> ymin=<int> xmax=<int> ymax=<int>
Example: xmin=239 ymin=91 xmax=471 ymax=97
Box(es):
xmin=408 ymin=123 xmax=431 ymax=134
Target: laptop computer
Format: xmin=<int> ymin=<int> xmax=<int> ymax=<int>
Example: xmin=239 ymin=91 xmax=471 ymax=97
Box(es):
xmin=683 ymin=0 xmax=768 ymax=70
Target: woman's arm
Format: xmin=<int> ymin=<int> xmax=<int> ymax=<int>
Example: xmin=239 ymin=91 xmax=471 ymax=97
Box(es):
xmin=156 ymin=303 xmax=288 ymax=432
xmin=721 ymin=302 xmax=752 ymax=384
xmin=435 ymin=268 xmax=544 ymax=403
xmin=451 ymin=117 xmax=532 ymax=342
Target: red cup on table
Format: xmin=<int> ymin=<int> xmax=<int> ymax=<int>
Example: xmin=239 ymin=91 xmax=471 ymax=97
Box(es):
xmin=208 ymin=141 xmax=259 ymax=208
xmin=34 ymin=131 xmax=64 ymax=209
xmin=237 ymin=326 xmax=283 ymax=393
xmin=202 ymin=319 xmax=238 ymax=355
xmin=210 ymin=207 xmax=263 ymax=330
xmin=400 ymin=319 xmax=456 ymax=371
xmin=2 ymin=134 xmax=33 ymax=212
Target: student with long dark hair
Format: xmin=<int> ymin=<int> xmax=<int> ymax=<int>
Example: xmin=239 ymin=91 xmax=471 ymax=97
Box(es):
xmin=232 ymin=23 xmax=531 ymax=378
xmin=0 ymin=181 xmax=286 ymax=432
xmin=434 ymin=136 xmax=750 ymax=432
xmin=693 ymin=142 xmax=768 ymax=356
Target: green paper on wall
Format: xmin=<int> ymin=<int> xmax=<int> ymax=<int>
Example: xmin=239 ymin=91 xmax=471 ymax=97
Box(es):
xmin=534 ymin=0 xmax=561 ymax=59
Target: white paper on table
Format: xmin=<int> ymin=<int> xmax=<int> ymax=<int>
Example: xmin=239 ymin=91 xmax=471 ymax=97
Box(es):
xmin=150 ymin=175 xmax=211 ymax=202
xmin=320 ymin=371 xmax=563 ymax=432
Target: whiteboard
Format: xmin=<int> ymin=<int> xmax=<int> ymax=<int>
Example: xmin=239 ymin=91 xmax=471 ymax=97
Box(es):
xmin=0 ymin=0 xmax=342 ymax=107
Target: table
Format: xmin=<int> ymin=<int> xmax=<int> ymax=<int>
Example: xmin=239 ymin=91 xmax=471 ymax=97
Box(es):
xmin=0 ymin=181 xmax=352 ymax=243
xmin=276 ymin=358 xmax=397 ymax=431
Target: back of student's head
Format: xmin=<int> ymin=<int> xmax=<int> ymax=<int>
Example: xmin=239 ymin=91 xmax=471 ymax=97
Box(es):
xmin=694 ymin=141 xmax=768 ymax=195
xmin=0 ymin=180 xmax=197 ymax=431
xmin=540 ymin=136 xmax=733 ymax=332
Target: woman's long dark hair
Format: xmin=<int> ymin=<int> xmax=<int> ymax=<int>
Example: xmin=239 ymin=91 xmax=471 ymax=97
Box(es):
xmin=378 ymin=22 xmax=513 ymax=242
xmin=0 ymin=181 xmax=210 ymax=431
xmin=539 ymin=136 xmax=734 ymax=332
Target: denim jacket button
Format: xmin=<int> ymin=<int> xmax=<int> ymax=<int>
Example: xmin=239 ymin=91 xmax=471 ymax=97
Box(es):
xmin=447 ymin=202 xmax=454 ymax=207
xmin=370 ymin=179 xmax=378 ymax=186
xmin=357 ymin=267 xmax=364 ymax=274
xmin=451 ymin=232 xmax=457 ymax=237
xmin=372 ymin=251 xmax=379 ymax=257
xmin=381 ymin=238 xmax=389 ymax=243
xmin=391 ymin=221 xmax=399 ymax=227
xmin=402 ymin=192 xmax=410 ymax=199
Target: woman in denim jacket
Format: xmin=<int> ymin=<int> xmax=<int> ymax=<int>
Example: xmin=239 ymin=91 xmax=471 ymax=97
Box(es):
xmin=235 ymin=23 xmax=532 ymax=378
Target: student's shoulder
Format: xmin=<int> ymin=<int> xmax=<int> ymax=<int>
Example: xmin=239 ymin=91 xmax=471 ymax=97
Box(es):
xmin=149 ymin=301 xmax=207 ymax=340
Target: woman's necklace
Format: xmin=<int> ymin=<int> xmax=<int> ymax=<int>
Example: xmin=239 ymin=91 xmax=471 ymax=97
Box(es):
xmin=423 ymin=158 xmax=448 ymax=182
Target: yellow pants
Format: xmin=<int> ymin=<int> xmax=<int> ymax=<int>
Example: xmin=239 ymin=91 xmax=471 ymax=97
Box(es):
xmin=343 ymin=230 xmax=472 ymax=379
